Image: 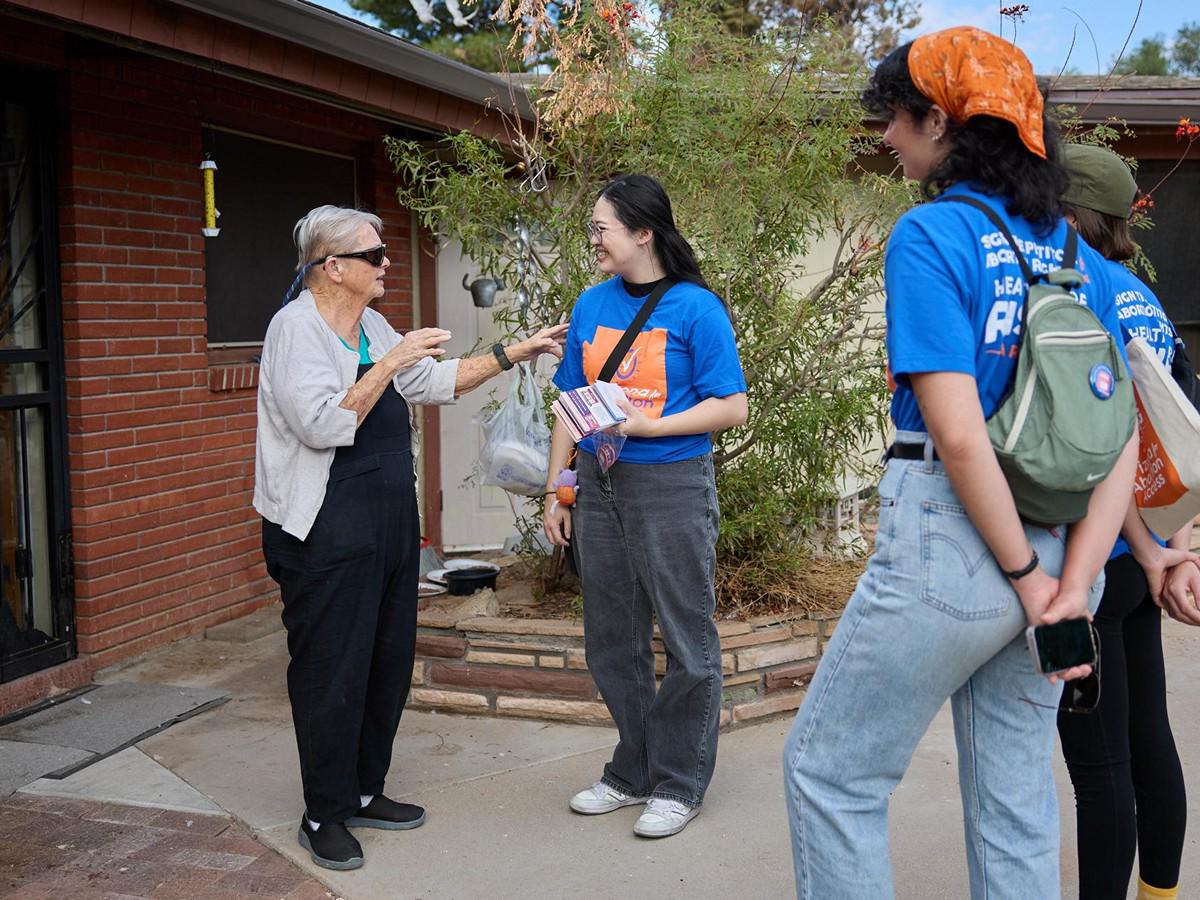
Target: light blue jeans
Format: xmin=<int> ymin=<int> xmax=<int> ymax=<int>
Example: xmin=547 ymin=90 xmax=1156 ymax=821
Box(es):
xmin=783 ymin=434 xmax=1104 ymax=900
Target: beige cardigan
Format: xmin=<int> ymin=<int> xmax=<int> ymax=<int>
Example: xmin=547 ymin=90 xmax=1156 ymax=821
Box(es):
xmin=253 ymin=290 xmax=459 ymax=539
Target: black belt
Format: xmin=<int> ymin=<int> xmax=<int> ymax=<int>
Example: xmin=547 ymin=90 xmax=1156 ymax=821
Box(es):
xmin=886 ymin=442 xmax=939 ymax=462
xmin=886 ymin=443 xmax=1058 ymax=529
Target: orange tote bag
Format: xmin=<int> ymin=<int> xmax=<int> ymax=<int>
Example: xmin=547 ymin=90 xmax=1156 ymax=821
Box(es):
xmin=1127 ymin=336 xmax=1200 ymax=537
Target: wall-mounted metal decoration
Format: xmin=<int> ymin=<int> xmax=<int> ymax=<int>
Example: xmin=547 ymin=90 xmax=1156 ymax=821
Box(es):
xmin=463 ymin=273 xmax=504 ymax=308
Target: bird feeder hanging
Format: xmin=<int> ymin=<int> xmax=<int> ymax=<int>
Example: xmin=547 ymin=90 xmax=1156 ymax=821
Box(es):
xmin=200 ymin=159 xmax=220 ymax=237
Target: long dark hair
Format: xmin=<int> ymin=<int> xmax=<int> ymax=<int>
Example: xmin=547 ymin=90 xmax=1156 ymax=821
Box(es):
xmin=1064 ymin=203 xmax=1137 ymax=262
xmin=862 ymin=43 xmax=1069 ymax=235
xmin=598 ymin=174 xmax=710 ymax=290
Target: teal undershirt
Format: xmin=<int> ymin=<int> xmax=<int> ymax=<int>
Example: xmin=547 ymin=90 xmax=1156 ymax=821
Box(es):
xmin=338 ymin=325 xmax=371 ymax=364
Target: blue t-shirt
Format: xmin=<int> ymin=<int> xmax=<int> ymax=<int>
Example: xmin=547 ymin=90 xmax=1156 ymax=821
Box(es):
xmin=553 ymin=277 xmax=746 ymax=464
xmin=885 ymin=182 xmax=1124 ymax=433
xmin=1107 ymin=260 xmax=1177 ymax=560
xmin=337 ymin=324 xmax=372 ymax=364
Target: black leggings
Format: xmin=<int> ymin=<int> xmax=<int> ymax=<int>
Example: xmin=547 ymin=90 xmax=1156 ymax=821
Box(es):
xmin=1057 ymin=553 xmax=1186 ymax=898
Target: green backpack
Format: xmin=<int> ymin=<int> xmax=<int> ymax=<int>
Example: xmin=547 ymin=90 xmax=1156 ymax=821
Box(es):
xmin=944 ymin=196 xmax=1135 ymax=525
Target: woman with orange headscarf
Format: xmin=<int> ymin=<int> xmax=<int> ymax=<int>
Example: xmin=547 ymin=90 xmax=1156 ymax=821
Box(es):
xmin=781 ymin=28 xmax=1137 ymax=899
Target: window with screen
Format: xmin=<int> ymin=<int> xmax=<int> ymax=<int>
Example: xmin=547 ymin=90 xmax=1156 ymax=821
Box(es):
xmin=1134 ymin=159 xmax=1199 ymax=329
xmin=203 ymin=128 xmax=356 ymax=346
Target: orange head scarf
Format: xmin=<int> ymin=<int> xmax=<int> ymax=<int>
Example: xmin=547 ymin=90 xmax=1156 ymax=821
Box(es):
xmin=907 ymin=26 xmax=1046 ymax=159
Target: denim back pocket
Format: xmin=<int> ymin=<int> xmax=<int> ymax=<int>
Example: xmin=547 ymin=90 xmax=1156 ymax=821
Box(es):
xmin=919 ymin=500 xmax=1012 ymax=620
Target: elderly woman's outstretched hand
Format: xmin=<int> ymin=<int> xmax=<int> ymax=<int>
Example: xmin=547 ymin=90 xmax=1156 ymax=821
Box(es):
xmin=384 ymin=328 xmax=452 ymax=373
xmin=508 ymin=323 xmax=569 ymax=363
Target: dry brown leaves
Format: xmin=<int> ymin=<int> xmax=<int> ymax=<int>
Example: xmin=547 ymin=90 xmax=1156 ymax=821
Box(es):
xmin=488 ymin=0 xmax=639 ymax=129
xmin=715 ymin=553 xmax=865 ymax=619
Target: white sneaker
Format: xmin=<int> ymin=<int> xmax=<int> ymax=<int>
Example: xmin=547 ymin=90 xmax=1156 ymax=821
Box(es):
xmin=569 ymin=781 xmax=646 ymax=815
xmin=633 ymin=798 xmax=699 ymax=837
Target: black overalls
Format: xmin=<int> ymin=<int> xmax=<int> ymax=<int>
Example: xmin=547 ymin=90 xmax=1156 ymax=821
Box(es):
xmin=262 ymin=364 xmax=420 ymax=824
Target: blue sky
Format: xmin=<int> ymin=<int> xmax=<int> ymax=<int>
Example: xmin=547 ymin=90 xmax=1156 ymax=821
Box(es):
xmin=311 ymin=0 xmax=1192 ymax=75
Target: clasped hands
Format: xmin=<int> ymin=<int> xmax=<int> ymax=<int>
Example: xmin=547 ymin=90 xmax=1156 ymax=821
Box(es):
xmin=1019 ymin=544 xmax=1200 ymax=685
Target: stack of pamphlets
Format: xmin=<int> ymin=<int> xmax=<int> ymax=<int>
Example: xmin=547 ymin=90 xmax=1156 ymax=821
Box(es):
xmin=552 ymin=381 xmax=627 ymax=443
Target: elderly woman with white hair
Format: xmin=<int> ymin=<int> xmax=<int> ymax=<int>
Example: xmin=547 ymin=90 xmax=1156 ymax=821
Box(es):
xmin=255 ymin=205 xmax=566 ymax=871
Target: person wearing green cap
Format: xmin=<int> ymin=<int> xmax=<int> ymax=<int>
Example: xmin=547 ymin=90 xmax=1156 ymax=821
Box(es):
xmin=1056 ymin=143 xmax=1200 ymax=900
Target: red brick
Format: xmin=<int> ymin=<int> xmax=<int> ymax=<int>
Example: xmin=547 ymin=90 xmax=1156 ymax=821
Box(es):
xmin=74 ymin=167 xmax=129 ymax=191
xmin=765 ymin=662 xmax=819 ymax=693
xmin=415 ymin=634 xmax=467 ymax=658
xmin=430 ymin=663 xmax=596 ymax=699
xmin=67 ymin=358 xmax=134 ymax=379
xmin=74 ymin=430 xmax=134 ymax=454
xmin=73 ymin=532 xmax=140 ymax=561
xmin=68 ymin=448 xmax=107 ymax=470
xmin=79 ymin=597 xmax=148 ymax=634
xmin=74 ymin=565 xmax=142 ymax=600
xmin=62 ymin=263 xmax=103 ymax=281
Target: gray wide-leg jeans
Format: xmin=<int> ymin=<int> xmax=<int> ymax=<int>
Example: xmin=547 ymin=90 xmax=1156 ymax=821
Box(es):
xmin=572 ymin=450 xmax=722 ymax=807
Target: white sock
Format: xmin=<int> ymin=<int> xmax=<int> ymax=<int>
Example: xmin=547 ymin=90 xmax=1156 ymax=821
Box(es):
xmin=360 ymin=794 xmax=374 ymax=808
xmin=306 ymin=815 xmax=321 ymax=831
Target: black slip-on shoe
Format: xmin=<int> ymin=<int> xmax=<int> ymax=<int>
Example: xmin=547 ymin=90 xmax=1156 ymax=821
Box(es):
xmin=345 ymin=795 xmax=427 ymax=831
xmin=297 ymin=817 xmax=364 ymax=870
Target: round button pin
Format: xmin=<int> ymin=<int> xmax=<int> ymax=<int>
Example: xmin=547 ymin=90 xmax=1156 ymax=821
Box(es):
xmin=1089 ymin=364 xmax=1115 ymax=400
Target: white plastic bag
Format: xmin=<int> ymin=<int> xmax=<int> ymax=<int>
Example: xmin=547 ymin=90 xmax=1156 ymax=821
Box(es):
xmin=479 ymin=363 xmax=551 ymax=497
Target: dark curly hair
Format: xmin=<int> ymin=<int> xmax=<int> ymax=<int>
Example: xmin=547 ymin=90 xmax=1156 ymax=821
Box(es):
xmin=862 ymin=42 xmax=1069 ymax=235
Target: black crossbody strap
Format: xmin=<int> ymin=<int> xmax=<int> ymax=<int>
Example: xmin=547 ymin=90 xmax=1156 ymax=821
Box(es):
xmin=1062 ymin=222 xmax=1078 ymax=270
xmin=598 ymin=279 xmax=675 ymax=383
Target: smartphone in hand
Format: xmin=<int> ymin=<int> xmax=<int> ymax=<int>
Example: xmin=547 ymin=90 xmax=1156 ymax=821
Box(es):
xmin=1025 ymin=618 xmax=1096 ymax=676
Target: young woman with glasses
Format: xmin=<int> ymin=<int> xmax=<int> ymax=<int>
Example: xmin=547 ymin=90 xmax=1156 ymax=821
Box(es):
xmin=1055 ymin=145 xmax=1200 ymax=900
xmin=544 ymin=175 xmax=747 ymax=838
xmin=255 ymin=205 xmax=566 ymax=870
xmin=781 ymin=28 xmax=1139 ymax=898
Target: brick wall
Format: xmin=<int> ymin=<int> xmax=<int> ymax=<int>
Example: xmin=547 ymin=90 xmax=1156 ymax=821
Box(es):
xmin=1 ymin=15 xmax=435 ymax=672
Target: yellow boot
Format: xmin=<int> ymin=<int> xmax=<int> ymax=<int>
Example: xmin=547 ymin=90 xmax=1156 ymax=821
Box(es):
xmin=1137 ymin=877 xmax=1178 ymax=899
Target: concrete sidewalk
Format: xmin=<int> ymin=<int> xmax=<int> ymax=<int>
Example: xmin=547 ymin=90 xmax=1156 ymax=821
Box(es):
xmin=15 ymin=610 xmax=1200 ymax=899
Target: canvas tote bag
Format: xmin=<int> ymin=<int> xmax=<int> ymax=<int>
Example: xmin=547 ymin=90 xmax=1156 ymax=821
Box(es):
xmin=1127 ymin=336 xmax=1200 ymax=537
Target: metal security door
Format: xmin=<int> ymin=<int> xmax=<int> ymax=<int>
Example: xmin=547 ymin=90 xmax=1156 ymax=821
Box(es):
xmin=0 ymin=82 xmax=73 ymax=683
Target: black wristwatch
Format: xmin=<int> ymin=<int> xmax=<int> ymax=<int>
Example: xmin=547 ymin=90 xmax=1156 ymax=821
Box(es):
xmin=1004 ymin=549 xmax=1040 ymax=581
xmin=492 ymin=343 xmax=514 ymax=370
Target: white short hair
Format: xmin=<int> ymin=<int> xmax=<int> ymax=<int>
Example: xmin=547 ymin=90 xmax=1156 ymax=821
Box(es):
xmin=293 ymin=205 xmax=383 ymax=275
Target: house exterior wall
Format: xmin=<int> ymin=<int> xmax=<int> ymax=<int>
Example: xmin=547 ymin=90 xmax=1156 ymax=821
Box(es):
xmin=0 ymin=7 xmax=472 ymax=711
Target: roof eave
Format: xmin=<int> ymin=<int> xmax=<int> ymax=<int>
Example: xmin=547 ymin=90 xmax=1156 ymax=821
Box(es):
xmin=166 ymin=0 xmax=533 ymax=119
xmin=1048 ymin=94 xmax=1195 ymax=127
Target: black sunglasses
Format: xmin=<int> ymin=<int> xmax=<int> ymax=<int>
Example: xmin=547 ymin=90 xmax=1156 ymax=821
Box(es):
xmin=330 ymin=244 xmax=387 ymax=268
